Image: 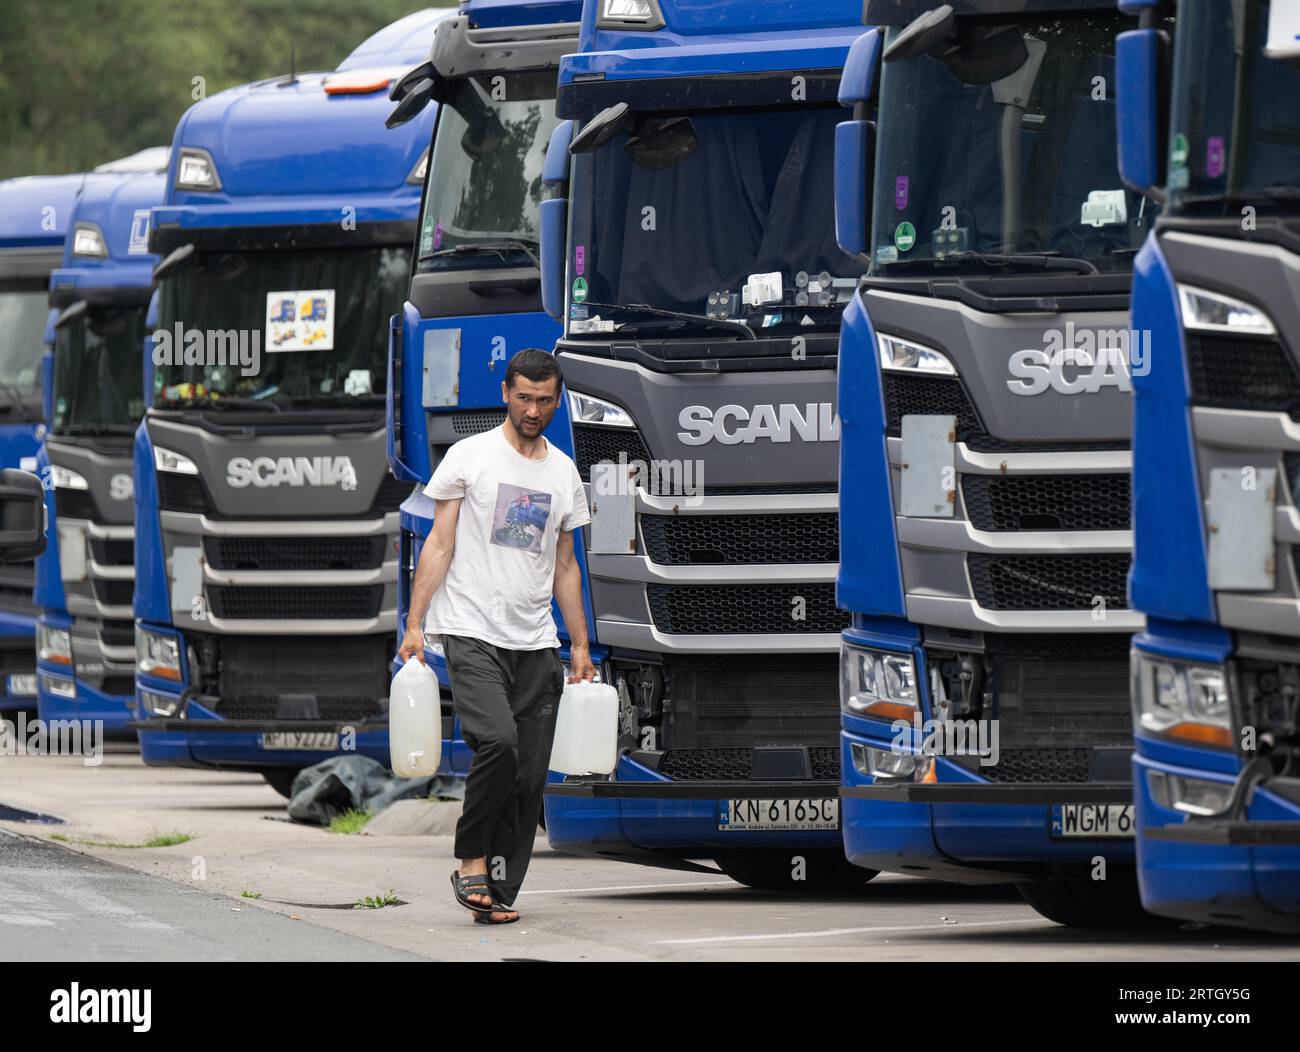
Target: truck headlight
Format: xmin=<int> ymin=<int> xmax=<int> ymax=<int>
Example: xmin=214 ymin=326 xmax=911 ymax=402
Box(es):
xmin=1133 ymin=653 xmax=1232 ymax=749
xmin=37 ymin=624 xmax=72 ymax=666
xmin=599 ymin=0 xmax=663 ymax=28
xmin=72 ymin=222 xmax=108 ymax=258
xmin=1177 ymin=284 xmax=1276 ymax=336
xmin=40 ymin=674 xmax=75 ymax=699
xmin=175 ymin=147 xmax=222 ymax=191
xmin=139 ymin=689 xmax=182 ymax=718
xmin=48 ymin=464 xmax=89 ymax=490
xmin=877 ymin=333 xmax=957 ymax=376
xmin=568 ymin=390 xmax=635 ymax=428
xmin=153 ymin=445 xmax=198 ymax=475
xmin=841 ymin=642 xmax=918 ymax=721
xmin=137 ymin=628 xmax=182 ymax=682
xmin=850 ymin=741 xmax=915 ymax=780
xmin=1146 ymin=769 xmax=1234 ymax=817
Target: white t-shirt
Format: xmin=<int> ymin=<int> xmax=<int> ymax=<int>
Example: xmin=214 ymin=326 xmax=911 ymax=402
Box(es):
xmin=423 ymin=425 xmax=591 ymax=650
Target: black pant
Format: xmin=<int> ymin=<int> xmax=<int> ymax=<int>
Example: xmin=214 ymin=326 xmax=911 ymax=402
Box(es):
xmin=441 ymin=634 xmax=564 ymax=907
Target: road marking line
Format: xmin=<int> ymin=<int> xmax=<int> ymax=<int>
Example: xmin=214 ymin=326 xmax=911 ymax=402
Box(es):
xmin=518 ymin=880 xmax=730 ymax=896
xmin=654 ymin=917 xmax=1046 ymax=944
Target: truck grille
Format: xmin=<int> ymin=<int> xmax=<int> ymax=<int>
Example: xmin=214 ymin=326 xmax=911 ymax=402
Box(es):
xmin=204 ymin=536 xmax=387 ymax=572
xmin=659 ymin=747 xmax=840 ymax=781
xmin=213 ymin=695 xmax=384 ymax=722
xmin=967 ymin=553 xmax=1130 ymax=611
xmin=0 ymin=638 xmax=35 ymax=676
xmin=641 ymin=513 xmax=838 ymax=565
xmin=100 ymin=621 xmax=135 ymax=648
xmin=451 ymin=409 xmax=506 ymax=435
xmin=0 ymin=563 xmax=34 ymax=615
xmin=100 ymin=675 xmax=135 ymax=697
xmin=54 ymin=489 xmax=98 ymax=520
xmin=977 ymin=748 xmax=1092 ymax=784
xmin=89 ymin=538 xmax=134 ymax=566
xmin=206 ymin=585 xmax=383 ymax=620
xmin=371 ymin=475 xmax=413 ymax=513
xmin=1186 ymin=333 xmax=1300 ymax=419
xmin=647 ymin=583 xmax=848 ymax=634
xmin=158 ymin=472 xmax=408 ymax=517
xmin=961 ymin=474 xmax=1130 ymax=532
xmin=92 ymin=579 xmax=133 ymax=607
xmin=660 ymin=653 xmax=841 ymax=752
xmin=882 ymin=374 xmax=1128 ymax=453
xmin=573 ymin=424 xmax=651 ymax=481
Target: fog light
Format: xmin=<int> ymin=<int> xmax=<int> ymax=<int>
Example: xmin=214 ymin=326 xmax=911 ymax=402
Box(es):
xmin=140 ymin=690 xmax=181 ymax=718
xmin=852 ymin=742 xmax=915 ymax=780
xmin=1148 ymin=769 xmax=1233 ymax=816
xmin=41 ymin=674 xmax=75 ymax=699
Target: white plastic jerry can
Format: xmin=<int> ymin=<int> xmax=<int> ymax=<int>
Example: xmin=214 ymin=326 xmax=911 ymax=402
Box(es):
xmin=389 ymin=657 xmax=442 ymax=777
xmin=549 ymin=679 xmax=619 ymax=776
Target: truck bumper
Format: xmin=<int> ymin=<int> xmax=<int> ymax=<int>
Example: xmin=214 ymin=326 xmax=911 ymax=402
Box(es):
xmin=1133 ymin=752 xmax=1300 ymax=932
xmin=841 ymin=726 xmax=1136 ymax=882
xmin=543 ymin=754 xmax=843 ymax=862
xmin=35 ymin=667 xmax=135 ymax=733
xmin=0 ymin=611 xmax=37 ymax=713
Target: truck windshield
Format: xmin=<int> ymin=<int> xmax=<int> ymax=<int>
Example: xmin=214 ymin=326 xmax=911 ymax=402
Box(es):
xmin=155 ymin=245 xmax=410 ymax=408
xmin=0 ymin=286 xmax=48 ymax=416
xmin=870 ymin=12 xmax=1146 ymax=276
xmin=569 ymin=105 xmax=865 ymax=336
xmin=52 ymin=303 xmax=147 ymax=433
xmin=415 ymin=69 xmax=558 ymax=273
xmin=1167 ymin=0 xmax=1300 ymax=211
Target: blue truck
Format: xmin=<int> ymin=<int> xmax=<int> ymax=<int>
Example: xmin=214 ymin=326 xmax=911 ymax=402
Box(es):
xmin=385 ymin=0 xmax=582 ymax=779
xmin=0 ymin=172 xmax=87 ymax=716
xmin=833 ymin=0 xmax=1159 ymax=924
xmin=130 ymin=10 xmax=445 ymax=797
xmin=37 ymin=163 xmax=167 ymax=733
xmin=534 ymin=0 xmax=873 ymax=888
xmin=1118 ymin=0 xmax=1300 ymax=932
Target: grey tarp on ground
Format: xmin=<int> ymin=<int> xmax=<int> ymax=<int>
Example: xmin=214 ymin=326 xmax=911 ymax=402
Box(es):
xmin=287 ymin=755 xmax=465 ymax=826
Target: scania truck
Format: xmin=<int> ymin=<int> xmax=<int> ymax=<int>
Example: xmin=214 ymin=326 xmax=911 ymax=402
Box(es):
xmin=1118 ymin=0 xmax=1300 ymax=932
xmin=536 ymin=0 xmax=873 ymax=888
xmin=0 ymin=172 xmax=85 ymax=716
xmin=385 ymin=0 xmax=583 ymax=778
xmin=833 ymin=0 xmax=1157 ymax=924
xmin=37 ymin=163 xmax=166 ymax=732
xmin=130 ymin=10 xmax=445 ymax=796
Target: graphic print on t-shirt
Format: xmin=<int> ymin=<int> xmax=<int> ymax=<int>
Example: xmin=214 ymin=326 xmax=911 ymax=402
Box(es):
xmin=491 ymin=483 xmax=553 ymax=553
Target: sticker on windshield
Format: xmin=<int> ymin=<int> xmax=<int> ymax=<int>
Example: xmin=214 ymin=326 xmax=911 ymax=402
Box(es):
xmin=571 ymin=277 xmax=588 ymax=304
xmin=1170 ymin=132 xmax=1189 ymax=169
xmin=128 ymin=210 xmax=151 ymax=255
xmin=1206 ymin=136 xmax=1225 ymax=180
xmin=894 ymin=222 xmax=916 ymax=253
xmin=575 ymin=245 xmax=585 ymax=276
xmin=895 ymin=176 xmax=908 ymax=210
xmin=265 ymin=290 xmax=335 ymax=352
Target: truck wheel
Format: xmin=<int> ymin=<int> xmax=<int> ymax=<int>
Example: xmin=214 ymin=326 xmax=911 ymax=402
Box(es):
xmin=715 ymin=850 xmax=878 ymax=891
xmin=262 ymin=768 xmax=302 ymax=800
xmin=1015 ymin=871 xmax=1152 ymax=928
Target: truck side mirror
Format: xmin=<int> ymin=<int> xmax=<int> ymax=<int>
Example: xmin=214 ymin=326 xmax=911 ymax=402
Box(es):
xmin=541 ymin=119 xmax=575 ymax=323
xmin=0 ymin=469 xmax=47 ymax=563
xmin=1116 ymin=27 xmax=1167 ymax=196
xmin=143 ymin=289 xmax=159 ymax=409
xmin=835 ymin=29 xmax=882 ymax=257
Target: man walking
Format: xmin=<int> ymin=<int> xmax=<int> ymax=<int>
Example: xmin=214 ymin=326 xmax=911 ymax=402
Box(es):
xmin=398 ymin=348 xmax=593 ymax=925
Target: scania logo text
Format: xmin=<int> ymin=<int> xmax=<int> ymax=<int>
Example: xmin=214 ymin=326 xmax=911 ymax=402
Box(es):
xmin=226 ymin=456 xmax=357 ymax=490
xmin=1006 ymin=324 xmax=1149 ymax=396
xmin=677 ymin=403 xmax=840 ymax=445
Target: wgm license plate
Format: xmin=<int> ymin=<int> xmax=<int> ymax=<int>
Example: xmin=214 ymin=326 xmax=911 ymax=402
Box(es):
xmin=1051 ymin=803 xmax=1135 ymax=838
xmin=260 ymin=732 xmax=339 ymax=751
xmin=6 ymin=674 xmax=36 ymax=697
xmin=719 ymin=799 xmax=839 ymax=832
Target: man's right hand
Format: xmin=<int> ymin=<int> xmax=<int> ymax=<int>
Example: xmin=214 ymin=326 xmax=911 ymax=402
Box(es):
xmin=397 ymin=623 xmax=427 ymax=665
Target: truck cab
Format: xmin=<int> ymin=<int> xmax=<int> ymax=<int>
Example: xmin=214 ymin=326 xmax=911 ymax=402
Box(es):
xmin=131 ymin=10 xmax=445 ymax=797
xmin=833 ymin=0 xmax=1157 ymax=925
xmin=537 ymin=0 xmax=871 ymax=889
xmin=386 ymin=0 xmax=582 ymax=776
xmin=1119 ymin=0 xmax=1300 ymax=932
xmin=37 ymin=162 xmax=167 ymax=732
xmin=0 ymin=172 xmax=85 ymax=715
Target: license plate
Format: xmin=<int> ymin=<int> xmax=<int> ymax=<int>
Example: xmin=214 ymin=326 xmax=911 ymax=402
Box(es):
xmin=719 ymin=798 xmax=839 ymax=832
xmin=1051 ymin=803 xmax=1135 ymax=838
xmin=260 ymin=731 xmax=339 ymax=751
xmin=7 ymin=674 xmax=36 ymax=697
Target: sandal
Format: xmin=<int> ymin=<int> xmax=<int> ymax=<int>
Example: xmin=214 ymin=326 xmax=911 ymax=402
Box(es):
xmin=450 ymin=870 xmax=494 ymax=914
xmin=472 ymin=899 xmax=520 ymax=925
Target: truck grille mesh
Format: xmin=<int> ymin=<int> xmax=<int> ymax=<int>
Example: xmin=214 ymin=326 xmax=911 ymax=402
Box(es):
xmin=54 ymin=489 xmax=99 ymax=521
xmin=204 ymin=536 xmax=387 ymax=572
xmin=573 ymin=424 xmax=652 ymax=481
xmin=961 ymin=474 xmax=1130 ymax=532
xmin=647 ymin=583 xmax=848 ymax=634
xmin=967 ymin=553 xmax=1130 ymax=611
xmin=89 ymin=538 xmax=134 ymax=566
xmin=640 ymin=513 xmax=838 ymax=565
xmin=207 ymin=585 xmax=383 ymax=620
xmin=92 ymin=579 xmax=133 ymax=607
xmin=1186 ymin=333 xmax=1300 ymax=419
xmin=451 ymin=409 xmax=506 ymax=435
xmin=213 ymin=695 xmax=384 ymax=722
xmin=658 ymin=747 xmax=840 ymax=781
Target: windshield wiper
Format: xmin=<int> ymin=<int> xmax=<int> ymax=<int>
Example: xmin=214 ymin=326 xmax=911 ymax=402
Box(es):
xmin=581 ymin=302 xmax=757 ymax=341
xmin=418 ymin=239 xmax=540 ymax=270
xmin=1177 ymin=187 xmax=1300 ymax=208
xmin=165 ymin=396 xmax=282 ymax=413
xmin=54 ymin=424 xmax=138 ymax=436
xmin=937 ymin=251 xmax=1099 ymax=275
